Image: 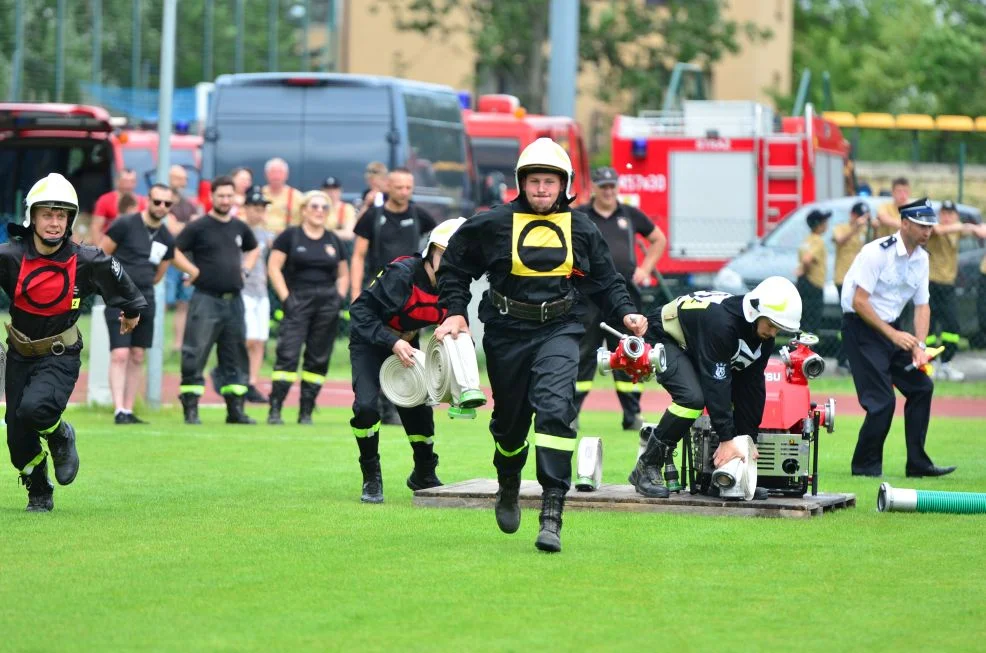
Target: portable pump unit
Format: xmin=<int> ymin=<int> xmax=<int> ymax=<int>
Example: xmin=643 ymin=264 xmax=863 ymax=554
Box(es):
xmin=677 ymin=334 xmax=836 ymax=497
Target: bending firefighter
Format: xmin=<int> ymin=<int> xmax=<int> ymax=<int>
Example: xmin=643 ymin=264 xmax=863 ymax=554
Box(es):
xmin=348 ymin=217 xmax=466 ymax=503
xmin=436 ymin=138 xmax=647 ymax=553
xmin=0 ymin=174 xmax=147 ymax=512
xmin=630 ymin=278 xmax=802 ymax=499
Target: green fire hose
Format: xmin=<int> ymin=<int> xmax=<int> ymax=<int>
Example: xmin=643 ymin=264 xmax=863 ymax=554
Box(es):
xmin=878 ymin=483 xmax=986 ymax=514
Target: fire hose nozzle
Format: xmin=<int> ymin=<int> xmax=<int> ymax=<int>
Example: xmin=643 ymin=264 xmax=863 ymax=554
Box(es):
xmin=648 ymin=342 xmax=667 ymax=374
xmin=596 ymin=346 xmax=613 ymax=375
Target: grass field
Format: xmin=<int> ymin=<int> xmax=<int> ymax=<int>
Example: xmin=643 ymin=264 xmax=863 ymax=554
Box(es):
xmin=1 ymin=406 xmax=984 ymax=652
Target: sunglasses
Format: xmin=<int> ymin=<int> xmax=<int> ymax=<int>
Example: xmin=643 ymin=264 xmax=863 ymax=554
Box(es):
xmin=308 ymin=203 xmax=330 ymax=211
xmin=151 ymin=199 xmax=174 ymax=208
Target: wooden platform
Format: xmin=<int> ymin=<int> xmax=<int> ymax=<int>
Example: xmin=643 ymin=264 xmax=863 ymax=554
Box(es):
xmin=413 ymin=479 xmax=856 ymax=519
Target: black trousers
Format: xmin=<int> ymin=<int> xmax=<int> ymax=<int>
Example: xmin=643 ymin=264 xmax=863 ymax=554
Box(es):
xmin=575 ymin=296 xmax=641 ymax=425
xmin=273 ymin=288 xmax=341 ymax=386
xmin=835 ymin=284 xmax=848 ymax=367
xmin=841 ymin=314 xmax=935 ymax=475
xmin=928 ymin=281 xmax=960 ymax=363
xmin=180 ymin=291 xmax=249 ymax=396
xmin=349 ymin=339 xmax=433 ymax=437
xmin=648 ymin=341 xmax=706 ymax=447
xmin=797 ymin=275 xmax=824 ymax=337
xmin=5 ymin=346 xmax=81 ymax=471
xmin=484 ymin=319 xmax=581 ymax=492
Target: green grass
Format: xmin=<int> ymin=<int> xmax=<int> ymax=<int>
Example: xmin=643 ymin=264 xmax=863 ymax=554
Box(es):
xmin=1 ymin=407 xmax=984 ymax=651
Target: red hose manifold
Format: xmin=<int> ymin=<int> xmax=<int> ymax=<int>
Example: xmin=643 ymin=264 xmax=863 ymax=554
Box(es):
xmin=595 ymin=323 xmax=667 ymax=383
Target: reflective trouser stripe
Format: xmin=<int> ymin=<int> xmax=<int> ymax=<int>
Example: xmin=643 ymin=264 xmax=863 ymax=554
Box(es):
xmin=575 ymin=381 xmax=593 ymax=393
xmin=925 ymin=334 xmax=937 ymax=345
xmin=495 ymin=440 xmax=529 ymax=457
xmin=272 ymin=371 xmax=298 ymax=382
xmin=668 ymin=403 xmax=702 ymax=419
xmin=533 ymin=433 xmax=577 ymax=452
xmin=407 ymin=435 xmax=434 ymax=444
xmin=353 ymin=422 xmax=381 ymax=438
xmin=301 ymin=371 xmax=325 ymax=385
xmin=614 ymin=381 xmax=640 ymax=394
xmin=39 ymin=418 xmax=61 ymax=436
xmin=220 ymin=384 xmax=248 ymax=396
xmin=941 ymin=332 xmax=961 ymax=344
xmin=180 ymin=385 xmax=205 ymax=395
xmin=21 ymin=450 xmax=46 ymax=475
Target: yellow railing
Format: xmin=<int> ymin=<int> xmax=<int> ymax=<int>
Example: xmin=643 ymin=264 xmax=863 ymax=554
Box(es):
xmin=824 ymin=111 xmax=986 ymax=132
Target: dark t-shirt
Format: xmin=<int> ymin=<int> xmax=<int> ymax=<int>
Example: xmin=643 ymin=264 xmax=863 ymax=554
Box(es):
xmin=171 ymin=196 xmax=197 ymax=224
xmin=272 ymin=226 xmax=346 ymax=290
xmin=576 ymin=202 xmax=655 ymax=279
xmin=353 ymin=203 xmax=436 ymax=273
xmin=104 ymin=212 xmax=175 ymax=294
xmin=175 ymin=213 xmax=258 ymax=294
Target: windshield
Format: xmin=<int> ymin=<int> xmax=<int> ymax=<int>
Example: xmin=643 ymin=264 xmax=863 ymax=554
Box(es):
xmin=762 ymin=203 xmax=853 ymax=251
xmin=122 ymin=146 xmax=157 ymax=196
xmin=471 ymin=137 xmax=520 ymax=189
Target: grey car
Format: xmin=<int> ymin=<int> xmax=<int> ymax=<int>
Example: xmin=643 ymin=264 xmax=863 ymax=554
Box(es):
xmin=713 ymin=196 xmax=984 ymax=347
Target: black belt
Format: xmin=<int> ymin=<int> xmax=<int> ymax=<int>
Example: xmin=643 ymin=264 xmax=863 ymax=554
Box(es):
xmin=490 ymin=289 xmax=574 ymax=323
xmin=198 ymin=288 xmax=240 ymax=300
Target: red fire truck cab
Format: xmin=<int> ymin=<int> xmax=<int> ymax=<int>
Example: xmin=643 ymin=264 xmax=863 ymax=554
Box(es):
xmin=465 ymin=94 xmax=592 ymax=207
xmin=611 ymin=101 xmax=848 ymax=282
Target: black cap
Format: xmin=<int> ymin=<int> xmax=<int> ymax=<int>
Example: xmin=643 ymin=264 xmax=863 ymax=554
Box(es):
xmin=941 ymin=199 xmax=958 ymax=212
xmin=591 ymin=166 xmax=618 ymax=185
xmin=244 ymin=185 xmax=270 ymax=206
xmin=851 ymin=201 xmax=870 ymax=217
xmin=322 ymin=176 xmax=341 ymax=189
xmin=806 ymin=208 xmax=832 ymax=229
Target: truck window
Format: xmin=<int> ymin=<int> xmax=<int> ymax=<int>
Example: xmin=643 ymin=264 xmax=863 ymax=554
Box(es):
xmin=404 ymin=90 xmax=470 ymax=212
xmin=122 ymin=146 xmax=156 ymax=195
xmin=471 ymin=137 xmax=520 ymax=189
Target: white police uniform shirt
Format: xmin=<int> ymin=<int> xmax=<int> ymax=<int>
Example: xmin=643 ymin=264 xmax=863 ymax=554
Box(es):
xmin=840 ymin=231 xmax=929 ymax=322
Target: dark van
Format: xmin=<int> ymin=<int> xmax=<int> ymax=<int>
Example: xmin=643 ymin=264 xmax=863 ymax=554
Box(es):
xmin=200 ymin=73 xmax=474 ymax=221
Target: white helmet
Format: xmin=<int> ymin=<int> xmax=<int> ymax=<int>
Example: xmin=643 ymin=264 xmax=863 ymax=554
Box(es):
xmin=23 ymin=173 xmax=80 ymax=231
xmin=742 ymin=276 xmax=802 ymax=332
xmin=515 ymin=137 xmax=575 ymax=203
xmin=422 ymin=216 xmax=467 ymax=257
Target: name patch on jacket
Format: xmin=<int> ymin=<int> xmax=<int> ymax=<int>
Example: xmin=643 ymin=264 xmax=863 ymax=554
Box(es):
xmin=511 ymin=212 xmax=573 ymax=277
xmin=15 ymin=254 xmax=78 ymax=316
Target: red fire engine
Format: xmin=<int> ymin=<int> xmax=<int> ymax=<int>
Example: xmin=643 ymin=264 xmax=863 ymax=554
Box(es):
xmin=611 ymin=101 xmax=848 ymax=280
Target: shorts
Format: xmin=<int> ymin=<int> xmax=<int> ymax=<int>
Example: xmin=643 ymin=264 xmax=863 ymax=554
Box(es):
xmin=105 ymin=299 xmax=156 ymax=350
xmin=166 ymin=265 xmax=194 ymax=305
xmin=243 ymin=293 xmax=271 ymax=341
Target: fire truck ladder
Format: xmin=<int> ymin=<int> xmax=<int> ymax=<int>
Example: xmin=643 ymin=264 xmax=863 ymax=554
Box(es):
xmin=763 ymin=132 xmax=804 ymax=227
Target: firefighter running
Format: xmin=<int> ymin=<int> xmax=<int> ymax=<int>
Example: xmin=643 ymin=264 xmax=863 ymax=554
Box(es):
xmin=436 ymin=138 xmax=647 ymax=553
xmin=348 ymin=217 xmax=466 ymax=503
xmin=0 ymin=173 xmax=147 ymax=512
xmin=630 ymin=277 xmax=803 ymax=499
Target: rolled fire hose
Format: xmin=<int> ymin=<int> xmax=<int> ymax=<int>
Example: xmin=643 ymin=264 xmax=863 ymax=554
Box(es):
xmin=424 ymin=334 xmax=487 ymax=410
xmin=575 ymin=437 xmax=603 ymax=492
xmin=711 ymin=435 xmax=758 ymax=500
xmin=379 ymin=350 xmax=430 ymax=408
xmin=878 ymin=483 xmax=986 ymax=514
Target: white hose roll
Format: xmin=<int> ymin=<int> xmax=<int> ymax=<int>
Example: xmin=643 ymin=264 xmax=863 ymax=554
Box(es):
xmin=379 ymin=350 xmax=430 ymax=408
xmin=443 ymin=334 xmax=482 ymax=395
xmin=424 ymin=336 xmax=455 ymax=403
xmin=711 ymin=435 xmax=758 ymax=500
xmin=425 ymin=333 xmax=482 ymax=404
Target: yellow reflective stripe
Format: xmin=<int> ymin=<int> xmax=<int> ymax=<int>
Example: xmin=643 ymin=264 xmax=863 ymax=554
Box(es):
xmin=180 ymin=385 xmax=205 ymax=395
xmin=271 ymin=371 xmax=298 ymax=382
xmin=220 ymin=384 xmax=248 ymax=396
xmin=407 ymin=435 xmax=434 ymax=444
xmin=301 ymin=371 xmax=326 ymax=385
xmin=495 ymin=440 xmax=529 ymax=457
xmin=941 ymin=332 xmax=961 ymax=344
xmin=925 ymin=335 xmax=938 ymax=346
xmin=575 ymin=381 xmax=593 ymax=392
xmin=352 ymin=422 xmax=382 ymax=438
xmin=39 ymin=418 xmax=62 ymax=436
xmin=21 ymin=450 xmax=47 ymax=475
xmin=614 ymin=381 xmax=640 ymax=394
xmin=668 ymin=403 xmax=702 ymax=419
xmin=533 ymin=433 xmax=577 ymax=452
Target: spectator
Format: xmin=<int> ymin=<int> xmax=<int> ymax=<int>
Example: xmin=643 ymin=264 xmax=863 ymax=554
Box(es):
xmin=164 ymin=168 xmax=199 ymax=356
xmin=230 ymin=166 xmax=254 ymax=217
xmin=117 ymin=193 xmax=139 ymax=217
xmin=925 ymin=200 xmax=972 ymax=381
xmin=796 ymin=209 xmax=831 ymax=339
xmin=91 ymin=169 xmax=147 ymax=242
xmin=875 ymin=177 xmax=911 ymax=239
xmin=262 ymin=158 xmax=301 ymax=233
xmin=359 ymin=161 xmax=389 ymax=213
xmin=169 ymin=164 xmax=198 ymax=225
xmin=241 ymin=187 xmax=275 ymax=403
xmin=322 ymin=176 xmax=357 ymax=241
xmin=832 ymin=201 xmax=873 ymax=373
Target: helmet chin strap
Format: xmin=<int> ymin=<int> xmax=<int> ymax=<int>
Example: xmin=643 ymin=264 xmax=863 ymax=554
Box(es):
xmin=34 ymin=224 xmax=67 ymax=248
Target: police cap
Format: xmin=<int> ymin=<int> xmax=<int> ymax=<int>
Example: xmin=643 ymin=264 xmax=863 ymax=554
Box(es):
xmin=806 ymin=208 xmax=832 ymax=229
xmin=244 ymin=185 xmax=270 ymax=206
xmin=899 ymin=198 xmax=937 ymax=226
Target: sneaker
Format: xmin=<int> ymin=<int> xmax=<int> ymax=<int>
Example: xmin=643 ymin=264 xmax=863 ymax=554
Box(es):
xmin=129 ymin=413 xmax=148 ymax=424
xmin=245 ymin=384 xmax=268 ymax=403
xmin=937 ymin=363 xmax=966 ymax=382
xmin=114 ymin=411 xmax=130 ymax=425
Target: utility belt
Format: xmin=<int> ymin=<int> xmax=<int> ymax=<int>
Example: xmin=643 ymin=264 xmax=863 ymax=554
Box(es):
xmin=490 ymin=289 xmax=574 ymax=323
xmin=5 ymin=323 xmax=80 ymax=357
xmin=197 ymin=288 xmax=240 ymax=301
xmin=659 ymin=301 xmax=688 ymax=349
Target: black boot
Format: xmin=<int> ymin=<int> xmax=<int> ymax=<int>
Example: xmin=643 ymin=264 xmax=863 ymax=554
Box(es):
xmin=298 ymin=380 xmax=320 ymax=425
xmin=360 ymin=456 xmax=384 ymax=504
xmin=495 ymin=473 xmax=522 ymax=534
xmin=535 ymin=488 xmax=566 ymax=553
xmin=20 ymin=456 xmax=54 ymax=513
xmin=44 ymin=421 xmax=79 ymax=486
xmin=267 ymin=380 xmax=291 ymax=425
xmin=406 ymin=442 xmax=442 ymax=491
xmin=629 ymin=435 xmax=671 ymax=498
xmin=225 ymin=394 xmax=256 ymax=424
xmin=180 ymin=392 xmax=201 ymax=425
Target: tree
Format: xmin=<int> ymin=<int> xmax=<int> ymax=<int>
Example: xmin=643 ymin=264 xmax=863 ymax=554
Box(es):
xmin=372 ymin=0 xmax=770 ymax=114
